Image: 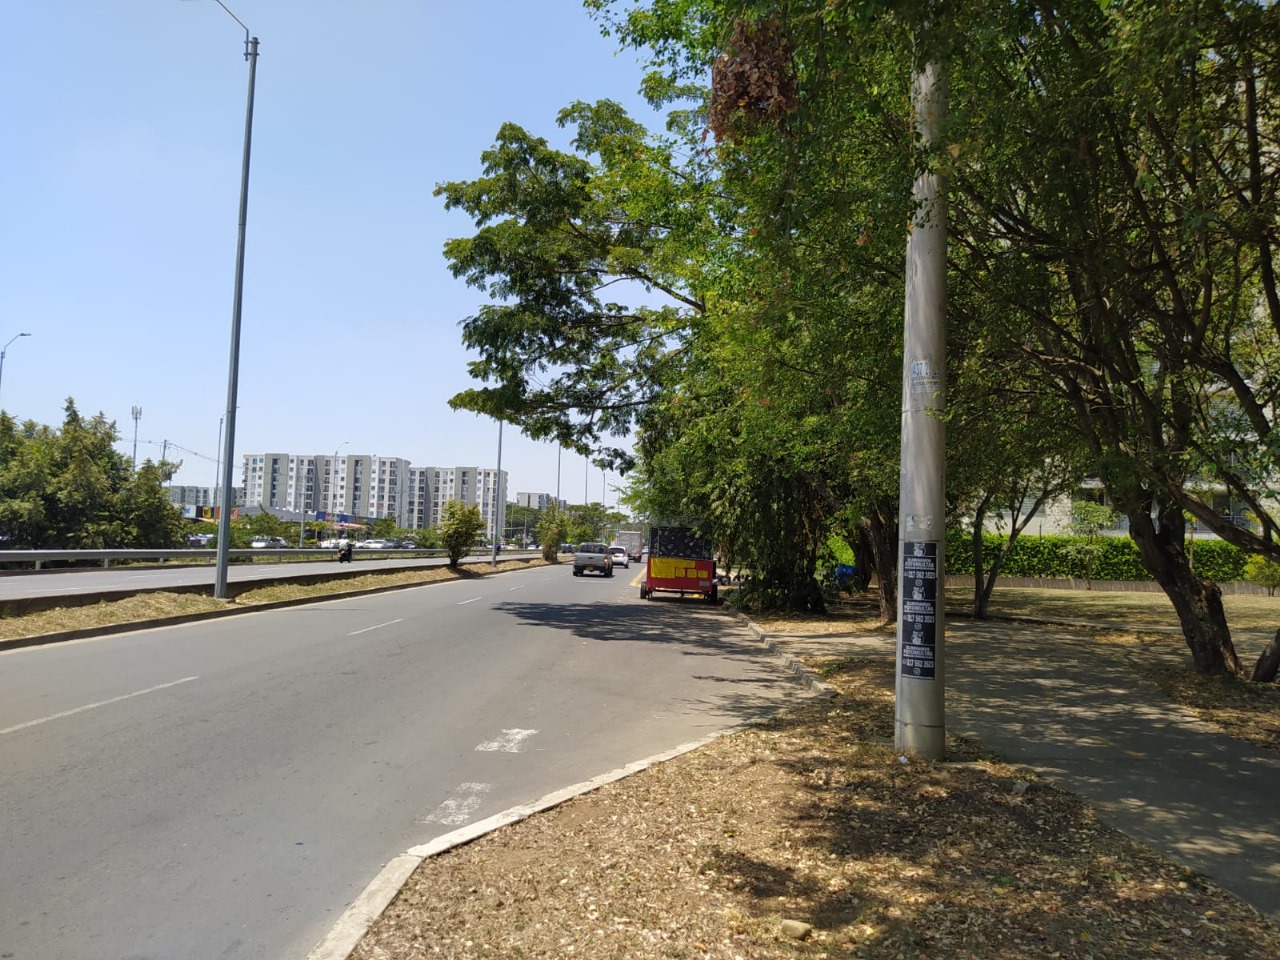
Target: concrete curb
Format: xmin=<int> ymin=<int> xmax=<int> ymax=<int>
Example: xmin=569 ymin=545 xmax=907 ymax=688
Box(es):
xmin=731 ymin=611 xmax=839 ymax=698
xmin=0 ymin=562 xmax=546 ymax=653
xmin=303 ymin=729 xmax=737 ymax=960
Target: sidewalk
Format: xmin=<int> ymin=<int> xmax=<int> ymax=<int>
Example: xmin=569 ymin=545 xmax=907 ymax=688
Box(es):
xmin=766 ymin=617 xmax=1280 ymax=923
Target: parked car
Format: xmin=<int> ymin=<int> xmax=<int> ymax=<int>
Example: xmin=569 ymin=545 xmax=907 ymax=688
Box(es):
xmin=573 ymin=542 xmax=613 ymax=577
xmin=358 ymin=539 xmax=392 ymax=549
xmin=608 ymin=545 xmax=630 ymax=568
xmin=250 ymin=536 xmax=288 ymax=549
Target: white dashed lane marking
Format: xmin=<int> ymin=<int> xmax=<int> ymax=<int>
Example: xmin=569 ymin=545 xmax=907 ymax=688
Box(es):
xmin=456 ymin=597 xmax=481 ymax=605
xmin=0 ymin=676 xmax=200 ymax=737
xmin=475 ymin=729 xmax=538 ymax=753
xmin=418 ymin=782 xmax=491 ymax=825
xmin=347 ymin=619 xmax=403 ymax=636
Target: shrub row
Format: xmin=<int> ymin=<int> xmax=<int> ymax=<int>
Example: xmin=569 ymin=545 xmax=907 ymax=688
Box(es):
xmin=942 ymin=530 xmax=1248 ymax=583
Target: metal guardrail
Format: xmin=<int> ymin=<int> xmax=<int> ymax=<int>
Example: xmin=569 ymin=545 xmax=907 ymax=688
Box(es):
xmin=0 ymin=547 xmax=536 ymax=570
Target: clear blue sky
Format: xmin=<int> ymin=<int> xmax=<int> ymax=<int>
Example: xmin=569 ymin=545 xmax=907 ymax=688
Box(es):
xmin=2 ymin=0 xmax=659 ymax=507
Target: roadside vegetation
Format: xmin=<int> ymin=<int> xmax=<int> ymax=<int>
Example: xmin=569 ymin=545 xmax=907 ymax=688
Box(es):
xmin=433 ymin=0 xmax=1280 ymax=686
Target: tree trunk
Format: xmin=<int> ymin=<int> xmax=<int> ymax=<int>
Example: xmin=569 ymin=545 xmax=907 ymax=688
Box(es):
xmin=862 ymin=502 xmax=897 ymax=622
xmin=1252 ymin=630 xmax=1280 ymax=683
xmin=852 ymin=524 xmax=875 ymax=593
xmin=971 ymin=497 xmax=991 ymax=620
xmin=1127 ymin=499 xmax=1242 ymax=676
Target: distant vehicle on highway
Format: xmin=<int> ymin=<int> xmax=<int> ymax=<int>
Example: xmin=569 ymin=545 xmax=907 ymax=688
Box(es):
xmin=357 ymin=539 xmax=393 ymax=549
xmin=608 ymin=545 xmax=630 ymax=568
xmin=614 ymin=530 xmax=644 ymax=562
xmin=250 ymin=537 xmax=288 ymax=549
xmin=573 ymin=542 xmax=613 ymax=577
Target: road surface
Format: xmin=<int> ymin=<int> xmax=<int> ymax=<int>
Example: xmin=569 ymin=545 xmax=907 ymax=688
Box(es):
xmin=0 ymin=563 xmax=811 ymax=960
xmin=0 ymin=551 xmax=527 ymax=603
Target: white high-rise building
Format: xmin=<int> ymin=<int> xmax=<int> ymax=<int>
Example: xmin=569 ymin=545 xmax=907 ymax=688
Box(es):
xmin=428 ymin=466 xmax=508 ymax=541
xmin=514 ymin=492 xmax=560 ymax=510
xmin=242 ymin=452 xmax=506 ymax=533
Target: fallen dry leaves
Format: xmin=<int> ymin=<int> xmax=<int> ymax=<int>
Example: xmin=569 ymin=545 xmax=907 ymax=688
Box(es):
xmin=352 ymin=654 xmax=1280 ymax=960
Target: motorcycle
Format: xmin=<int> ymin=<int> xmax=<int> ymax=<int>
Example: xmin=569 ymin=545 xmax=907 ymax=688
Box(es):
xmin=336 ymin=542 xmax=353 ymax=563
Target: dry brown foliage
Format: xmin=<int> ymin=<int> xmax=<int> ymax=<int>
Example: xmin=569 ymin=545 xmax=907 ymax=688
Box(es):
xmin=354 ymin=657 xmax=1279 ymax=960
xmin=709 ymin=18 xmax=798 ymax=141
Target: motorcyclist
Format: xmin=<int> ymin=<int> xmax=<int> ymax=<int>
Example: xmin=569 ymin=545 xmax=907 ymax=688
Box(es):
xmin=337 ymin=534 xmax=352 ymax=563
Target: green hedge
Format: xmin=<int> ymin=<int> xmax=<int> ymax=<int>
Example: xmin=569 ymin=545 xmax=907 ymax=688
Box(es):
xmin=943 ymin=530 xmax=1248 ymax=583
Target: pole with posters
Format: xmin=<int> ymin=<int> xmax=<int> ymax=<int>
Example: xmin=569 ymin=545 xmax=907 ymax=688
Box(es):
xmin=895 ymin=57 xmax=948 ymax=761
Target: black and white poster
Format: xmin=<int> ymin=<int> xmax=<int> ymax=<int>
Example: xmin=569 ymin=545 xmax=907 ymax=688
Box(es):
xmin=900 ymin=541 xmax=938 ymax=679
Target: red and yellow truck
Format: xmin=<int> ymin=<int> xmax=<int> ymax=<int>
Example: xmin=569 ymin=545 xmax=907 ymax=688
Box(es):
xmin=640 ymin=526 xmax=717 ymax=603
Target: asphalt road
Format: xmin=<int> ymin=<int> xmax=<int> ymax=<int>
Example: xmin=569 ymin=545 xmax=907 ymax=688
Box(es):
xmin=0 ymin=551 xmax=525 ymax=602
xmin=0 ymin=564 xmax=811 ymax=960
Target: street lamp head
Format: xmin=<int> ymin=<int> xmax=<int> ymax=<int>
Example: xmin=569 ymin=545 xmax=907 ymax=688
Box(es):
xmin=182 ymin=0 xmax=254 ymax=56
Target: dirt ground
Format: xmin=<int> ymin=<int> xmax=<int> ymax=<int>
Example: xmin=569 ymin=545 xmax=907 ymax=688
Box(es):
xmin=351 ymin=600 xmax=1280 ymax=960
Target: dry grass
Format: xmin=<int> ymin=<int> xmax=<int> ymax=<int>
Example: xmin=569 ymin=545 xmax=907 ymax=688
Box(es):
xmin=0 ymin=558 xmax=549 ymax=640
xmin=0 ymin=591 xmax=226 ymax=639
xmin=353 ymin=655 xmax=1280 ymax=960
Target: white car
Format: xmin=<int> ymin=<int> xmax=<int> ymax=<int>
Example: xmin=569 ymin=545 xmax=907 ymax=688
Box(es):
xmin=608 ymin=545 xmax=630 ymax=568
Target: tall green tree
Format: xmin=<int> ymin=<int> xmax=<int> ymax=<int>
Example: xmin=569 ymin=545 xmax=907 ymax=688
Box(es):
xmin=0 ymin=399 xmax=183 ymax=549
xmin=438 ymin=500 xmax=485 ymax=567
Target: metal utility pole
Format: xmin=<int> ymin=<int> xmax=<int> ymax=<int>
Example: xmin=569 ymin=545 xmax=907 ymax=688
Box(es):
xmin=0 ymin=332 xmax=31 ymax=409
xmin=491 ymin=419 xmax=504 ymax=566
xmin=203 ymin=1 xmax=259 ymax=601
xmin=331 ymin=441 xmax=349 ymax=538
xmin=556 ymin=446 xmax=561 ymax=504
xmin=214 ymin=416 xmax=224 ymax=510
xmin=895 ymin=57 xmax=949 ymax=761
xmin=131 ymin=406 xmax=142 ymax=469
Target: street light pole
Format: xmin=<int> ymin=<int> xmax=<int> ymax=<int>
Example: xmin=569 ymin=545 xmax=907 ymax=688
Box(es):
xmin=0 ymin=332 xmax=31 ymax=410
xmin=205 ymin=1 xmax=259 ymax=601
xmin=331 ymin=441 xmax=350 ymax=537
xmin=131 ymin=406 xmax=142 ymax=469
xmin=213 ymin=416 xmax=223 ymax=511
xmin=491 ymin=419 xmax=503 ymax=566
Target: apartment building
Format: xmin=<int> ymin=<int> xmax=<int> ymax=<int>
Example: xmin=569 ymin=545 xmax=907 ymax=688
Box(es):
xmin=167 ymin=485 xmax=214 ymax=507
xmin=514 ymin=492 xmax=562 ymax=510
xmin=243 ymin=452 xmax=506 ymax=534
xmin=429 ymin=466 xmax=508 ymax=541
xmin=167 ymin=485 xmax=247 ymax=508
xmin=244 ymin=453 xmax=324 ymax=515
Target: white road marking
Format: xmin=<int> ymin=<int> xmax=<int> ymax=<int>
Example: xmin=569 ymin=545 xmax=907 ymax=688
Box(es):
xmin=475 ymin=728 xmax=538 ymax=753
xmin=347 ymin=619 xmax=403 ymax=636
xmin=417 ymin=782 xmax=491 ymax=825
xmin=508 ymin=584 xmax=525 ymax=591
xmin=0 ymin=676 xmax=200 ymax=737
xmin=456 ymin=597 xmax=481 ymax=605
